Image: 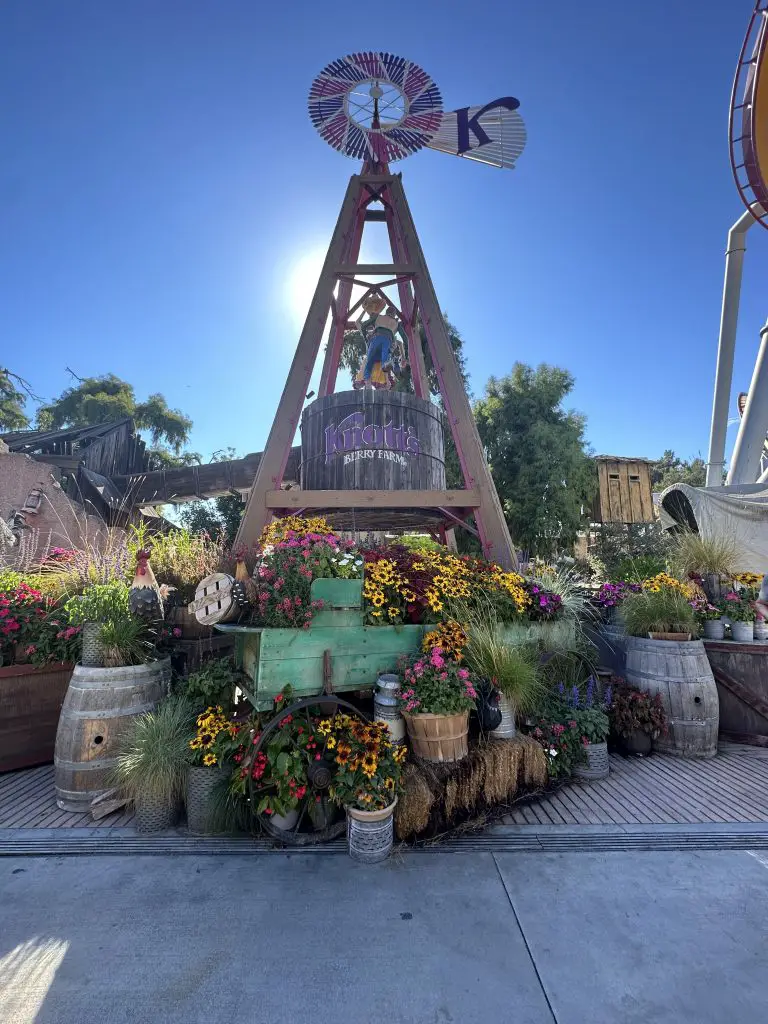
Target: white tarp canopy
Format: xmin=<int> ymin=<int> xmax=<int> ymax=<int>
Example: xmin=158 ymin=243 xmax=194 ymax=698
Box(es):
xmin=659 ymin=483 xmax=768 ymax=572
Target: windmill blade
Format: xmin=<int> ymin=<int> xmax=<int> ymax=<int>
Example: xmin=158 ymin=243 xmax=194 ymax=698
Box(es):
xmin=425 ymin=96 xmax=527 ymax=169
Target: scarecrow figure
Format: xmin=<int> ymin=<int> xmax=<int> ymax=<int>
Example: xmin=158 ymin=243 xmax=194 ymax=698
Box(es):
xmin=353 ymin=294 xmax=408 ymax=390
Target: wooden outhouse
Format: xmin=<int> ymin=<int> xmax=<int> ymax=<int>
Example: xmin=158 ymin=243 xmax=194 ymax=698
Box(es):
xmin=593 ymin=456 xmax=655 ymax=524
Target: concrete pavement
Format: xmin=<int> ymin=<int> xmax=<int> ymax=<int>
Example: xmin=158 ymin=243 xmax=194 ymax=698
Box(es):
xmin=2 ymin=850 xmax=767 ymax=1023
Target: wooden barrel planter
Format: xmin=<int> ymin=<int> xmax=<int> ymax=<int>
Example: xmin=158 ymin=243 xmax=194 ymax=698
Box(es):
xmin=300 ymin=390 xmax=446 ymax=530
xmin=624 ymin=637 xmax=719 ymax=758
xmin=54 ymin=658 xmax=171 ymax=812
xmin=0 ymin=662 xmax=74 ymax=772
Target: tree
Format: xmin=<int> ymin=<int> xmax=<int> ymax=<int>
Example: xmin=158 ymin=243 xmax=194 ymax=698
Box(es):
xmin=339 ymin=314 xmax=468 ymax=487
xmin=474 ymin=363 xmax=597 ymax=558
xmin=177 ymin=449 xmax=244 ymax=544
xmin=651 ymin=450 xmax=706 ymax=491
xmin=36 ymin=373 xmax=195 ymax=468
xmin=0 ymin=369 xmax=31 ymax=431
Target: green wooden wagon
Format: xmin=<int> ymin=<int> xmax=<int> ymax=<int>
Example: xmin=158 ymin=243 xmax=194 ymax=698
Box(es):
xmin=217 ymin=578 xmax=425 ymax=709
xmin=215 ymin=578 xmax=573 ymax=845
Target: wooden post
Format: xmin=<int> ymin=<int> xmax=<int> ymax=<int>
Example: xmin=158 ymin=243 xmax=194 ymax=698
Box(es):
xmin=236 ymin=175 xmax=365 ymax=548
xmin=385 ymin=174 xmax=517 ymax=568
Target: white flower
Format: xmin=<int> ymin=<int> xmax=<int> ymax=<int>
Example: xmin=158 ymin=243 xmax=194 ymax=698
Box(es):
xmin=548 ymin=747 xmax=558 ymax=757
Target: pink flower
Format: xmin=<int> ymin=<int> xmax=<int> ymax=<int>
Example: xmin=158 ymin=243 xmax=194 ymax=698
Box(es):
xmin=457 ymin=668 xmax=469 ymax=680
xmin=24 ymin=645 xmax=37 ymax=655
xmin=725 ymin=592 xmax=740 ymax=602
xmin=172 ymin=627 xmax=182 ymax=638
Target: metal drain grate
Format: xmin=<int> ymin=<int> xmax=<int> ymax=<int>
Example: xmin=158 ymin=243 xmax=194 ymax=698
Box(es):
xmin=3 ymin=826 xmax=768 ymax=857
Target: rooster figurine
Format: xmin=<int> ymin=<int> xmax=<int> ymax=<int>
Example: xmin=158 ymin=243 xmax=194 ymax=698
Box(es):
xmin=231 ymin=553 xmax=257 ymax=611
xmin=129 ymin=549 xmax=164 ymax=622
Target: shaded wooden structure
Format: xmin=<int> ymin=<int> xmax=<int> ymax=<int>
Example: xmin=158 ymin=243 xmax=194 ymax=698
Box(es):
xmin=592 ymin=456 xmax=655 ymax=524
xmin=705 ymin=641 xmax=768 ymax=746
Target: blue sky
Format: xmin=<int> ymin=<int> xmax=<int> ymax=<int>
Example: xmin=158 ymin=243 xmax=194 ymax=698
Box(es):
xmin=2 ymin=0 xmax=767 ymax=466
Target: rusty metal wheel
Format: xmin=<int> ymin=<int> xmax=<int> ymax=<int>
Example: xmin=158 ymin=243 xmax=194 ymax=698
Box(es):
xmin=246 ymin=696 xmax=369 ymax=846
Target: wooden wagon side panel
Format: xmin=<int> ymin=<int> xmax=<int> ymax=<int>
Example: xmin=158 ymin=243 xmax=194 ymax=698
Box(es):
xmin=250 ymin=624 xmax=425 ymax=703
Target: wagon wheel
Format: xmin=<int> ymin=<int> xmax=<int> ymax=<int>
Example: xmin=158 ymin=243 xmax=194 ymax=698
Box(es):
xmin=247 ymin=696 xmax=369 ymax=847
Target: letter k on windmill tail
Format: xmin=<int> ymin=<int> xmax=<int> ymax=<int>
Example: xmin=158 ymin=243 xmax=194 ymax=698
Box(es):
xmin=236 ymin=52 xmax=527 ymax=568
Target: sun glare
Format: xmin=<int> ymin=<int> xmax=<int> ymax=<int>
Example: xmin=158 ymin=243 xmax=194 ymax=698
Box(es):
xmin=285 ymin=249 xmax=326 ymax=324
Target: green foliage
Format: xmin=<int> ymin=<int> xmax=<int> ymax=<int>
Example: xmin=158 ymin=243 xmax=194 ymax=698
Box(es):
xmin=621 ymin=588 xmax=696 ymax=637
xmin=134 ymin=526 xmax=227 ymax=604
xmin=36 ymin=373 xmax=193 ymax=455
xmin=611 ymin=554 xmax=668 ymax=583
xmin=526 ymin=709 xmax=587 ymax=778
xmin=651 ymin=450 xmax=706 ymax=491
xmin=396 ymin=534 xmax=444 ymax=554
xmin=574 ymin=707 xmax=610 ymax=744
xmin=669 ymin=530 xmax=741 ymax=580
xmin=179 ymin=495 xmax=244 ymax=545
xmin=609 ymin=681 xmax=667 ymax=739
xmin=0 ymin=369 xmax=30 ymax=430
xmin=110 ymin=695 xmax=196 ymax=803
xmin=183 ymin=658 xmax=241 ymax=711
xmin=64 ymin=581 xmax=130 ymax=625
xmin=474 ymin=363 xmax=596 ymax=558
xmin=592 ymin=523 xmax=672 ymax=581
xmin=99 ymin=616 xmax=153 ymax=667
xmin=460 ymin=609 xmax=543 ymax=710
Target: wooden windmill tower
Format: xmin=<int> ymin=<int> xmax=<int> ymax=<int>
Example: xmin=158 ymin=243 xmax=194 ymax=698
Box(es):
xmin=235 ymin=52 xmax=527 ymax=568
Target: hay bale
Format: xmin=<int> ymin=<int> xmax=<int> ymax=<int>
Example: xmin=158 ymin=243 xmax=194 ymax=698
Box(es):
xmin=394 ymin=735 xmax=548 ymax=841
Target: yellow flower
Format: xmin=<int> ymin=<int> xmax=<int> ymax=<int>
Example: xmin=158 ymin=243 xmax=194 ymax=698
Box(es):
xmin=384 ymin=777 xmax=395 ymax=791
xmin=372 ymin=593 xmax=385 ymax=608
xmin=189 ymin=738 xmax=202 ymax=750
xmin=202 ymin=753 xmax=217 ymax=766
xmin=318 ymin=719 xmax=332 ymax=736
xmin=362 ymin=753 xmax=378 ymax=778
xmin=326 ymin=735 xmax=337 ymax=750
xmin=393 ymin=746 xmax=407 ymax=763
xmin=388 ymin=607 xmax=400 ymax=619
xmin=371 ymin=610 xmax=383 ymax=618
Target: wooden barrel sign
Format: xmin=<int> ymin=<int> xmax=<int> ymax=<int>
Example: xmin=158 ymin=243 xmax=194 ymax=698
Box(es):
xmin=301 ymin=390 xmax=446 ymax=494
xmin=54 ymin=659 xmax=170 ymax=812
xmin=190 ymin=572 xmax=240 ymax=627
xmin=624 ymin=637 xmax=719 ymax=758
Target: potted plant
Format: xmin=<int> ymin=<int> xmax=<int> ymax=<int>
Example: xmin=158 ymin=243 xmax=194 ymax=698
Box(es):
xmin=110 ymin=695 xmax=195 ymax=833
xmin=398 ymin=647 xmax=477 ymax=762
xmin=64 ymin=581 xmax=133 ymax=666
xmin=563 ymin=679 xmax=611 ymax=781
xmin=186 ymin=705 xmax=230 ymax=834
xmin=98 ymin=615 xmax=154 ymax=668
xmin=525 ymin=708 xmax=588 ymax=779
xmin=593 ymin=581 xmax=641 ymax=622
xmin=692 ymin=598 xmax=726 ymax=641
xmin=621 ymin=585 xmax=696 ymax=641
xmin=461 ymin=612 xmax=542 ymax=739
xmin=723 ymin=590 xmax=756 ymax=642
xmin=329 ymin=717 xmax=406 ymax=863
xmin=669 ymin=530 xmax=740 ymax=604
xmin=608 ymin=679 xmax=667 ymax=756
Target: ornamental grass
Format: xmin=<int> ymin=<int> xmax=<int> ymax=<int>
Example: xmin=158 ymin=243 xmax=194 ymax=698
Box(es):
xmin=669 ymin=530 xmax=742 ymax=581
xmin=621 ymin=586 xmax=697 ymax=638
xmin=110 ymin=695 xmax=196 ymax=804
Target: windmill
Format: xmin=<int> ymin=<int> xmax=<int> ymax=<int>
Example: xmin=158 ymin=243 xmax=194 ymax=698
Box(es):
xmin=235 ymin=52 xmax=527 ymax=567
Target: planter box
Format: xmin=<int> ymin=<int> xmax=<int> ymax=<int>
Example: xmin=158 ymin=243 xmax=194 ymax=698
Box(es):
xmin=0 ymin=662 xmax=74 ymax=772
xmin=218 ymin=579 xmax=575 ymax=711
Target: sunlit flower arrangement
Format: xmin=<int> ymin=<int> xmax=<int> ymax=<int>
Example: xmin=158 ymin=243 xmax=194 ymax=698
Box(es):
xmin=189 ymin=706 xmax=229 ymax=766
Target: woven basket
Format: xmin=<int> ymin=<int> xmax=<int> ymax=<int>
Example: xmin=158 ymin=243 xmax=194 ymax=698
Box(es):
xmin=402 ymin=711 xmax=469 ymax=763
xmin=80 ymin=622 xmax=103 ymax=667
xmin=347 ymin=799 xmax=397 ymax=864
xmin=573 ymin=741 xmax=610 ymax=781
xmin=135 ymin=795 xmax=178 ymax=834
xmin=185 ymin=765 xmax=221 ymax=835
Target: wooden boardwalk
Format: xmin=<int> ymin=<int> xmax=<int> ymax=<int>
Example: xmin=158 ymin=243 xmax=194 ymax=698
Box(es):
xmin=0 ymin=765 xmax=134 ymax=829
xmin=2 ymin=744 xmax=768 ymax=832
xmin=504 ymin=744 xmax=768 ymax=826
